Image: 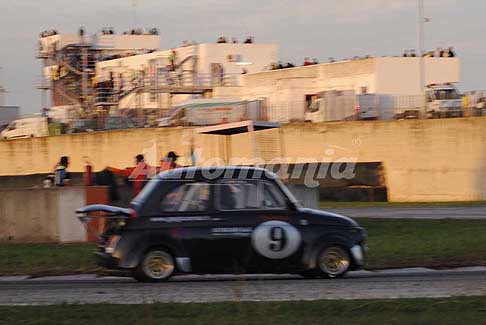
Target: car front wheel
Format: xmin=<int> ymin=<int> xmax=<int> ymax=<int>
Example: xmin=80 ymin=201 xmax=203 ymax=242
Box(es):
xmin=317 ymin=246 xmax=351 ymax=278
xmin=134 ymin=249 xmax=175 ymax=282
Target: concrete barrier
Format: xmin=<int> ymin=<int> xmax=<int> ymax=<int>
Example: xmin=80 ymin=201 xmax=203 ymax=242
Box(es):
xmin=0 ymin=187 xmax=101 ymax=243
xmin=2 ymin=118 xmax=486 ymax=202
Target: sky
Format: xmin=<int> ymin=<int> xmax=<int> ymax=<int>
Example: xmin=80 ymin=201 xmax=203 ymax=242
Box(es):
xmin=0 ymin=0 xmax=484 ymax=114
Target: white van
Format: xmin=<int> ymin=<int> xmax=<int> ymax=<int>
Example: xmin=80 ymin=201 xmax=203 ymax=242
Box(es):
xmin=1 ymin=117 xmax=49 ymax=139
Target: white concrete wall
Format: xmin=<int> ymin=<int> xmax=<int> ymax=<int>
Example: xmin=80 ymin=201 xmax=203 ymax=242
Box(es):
xmin=96 ymin=43 xmax=278 ymax=81
xmin=58 ymin=188 xmax=86 ymax=242
xmin=40 ymin=34 xmax=81 ymax=53
xmin=92 ymin=34 xmax=160 ymax=50
xmin=0 ymin=187 xmax=87 ymax=243
xmin=197 ymin=43 xmax=278 ymax=75
xmin=375 ymin=57 xmax=460 ymax=95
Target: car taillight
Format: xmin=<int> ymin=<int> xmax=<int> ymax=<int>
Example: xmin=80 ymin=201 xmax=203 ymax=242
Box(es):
xmin=129 ymin=209 xmax=138 ymax=219
xmin=105 ymin=235 xmax=120 ymax=254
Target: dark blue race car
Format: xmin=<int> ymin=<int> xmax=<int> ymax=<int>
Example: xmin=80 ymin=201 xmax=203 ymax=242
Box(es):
xmin=77 ymin=167 xmax=367 ymax=282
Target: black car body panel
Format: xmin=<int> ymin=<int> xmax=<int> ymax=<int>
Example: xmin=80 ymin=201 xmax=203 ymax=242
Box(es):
xmin=77 ymin=167 xmax=367 ymax=276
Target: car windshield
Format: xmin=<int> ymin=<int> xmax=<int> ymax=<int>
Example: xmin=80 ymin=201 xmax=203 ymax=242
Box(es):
xmin=6 ymin=122 xmax=16 ymax=130
xmin=433 ymin=89 xmax=459 ymax=100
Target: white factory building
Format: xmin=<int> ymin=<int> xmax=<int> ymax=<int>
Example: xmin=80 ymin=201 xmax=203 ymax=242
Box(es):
xmin=38 ymin=29 xmax=460 ymax=123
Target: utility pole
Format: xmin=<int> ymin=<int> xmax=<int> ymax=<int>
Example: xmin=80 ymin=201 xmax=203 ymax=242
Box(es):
xmin=132 ymin=0 xmax=138 ymax=28
xmin=418 ymin=0 xmax=426 ymax=115
xmin=0 ymin=67 xmax=4 ymax=106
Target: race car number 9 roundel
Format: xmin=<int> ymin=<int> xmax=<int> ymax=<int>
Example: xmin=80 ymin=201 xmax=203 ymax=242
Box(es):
xmin=251 ymin=221 xmax=301 ymax=259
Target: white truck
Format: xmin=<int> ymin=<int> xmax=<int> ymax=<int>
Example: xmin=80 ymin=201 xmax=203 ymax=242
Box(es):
xmin=424 ymin=84 xmax=463 ymax=118
xmin=305 ymin=90 xmax=357 ymax=122
xmin=305 ymin=84 xmax=463 ymax=122
xmin=158 ymin=98 xmax=266 ymax=127
xmin=1 ymin=116 xmax=49 ymax=139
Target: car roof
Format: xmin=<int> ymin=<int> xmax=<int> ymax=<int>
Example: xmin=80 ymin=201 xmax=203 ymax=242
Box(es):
xmin=157 ymin=166 xmax=277 ymax=182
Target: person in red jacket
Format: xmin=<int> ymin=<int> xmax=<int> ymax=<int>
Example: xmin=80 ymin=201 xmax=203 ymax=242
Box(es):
xmin=108 ymin=154 xmax=148 ymax=195
xmin=160 ymin=151 xmax=180 ymax=172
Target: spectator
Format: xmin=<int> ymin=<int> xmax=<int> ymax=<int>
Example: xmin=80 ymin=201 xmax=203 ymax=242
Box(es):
xmin=410 ymin=50 xmax=417 ymax=57
xmin=169 ymin=50 xmax=177 ymax=71
xmin=118 ymin=73 xmax=124 ymax=93
xmin=108 ymin=154 xmax=148 ymax=195
xmin=160 ymin=151 xmax=180 ymax=171
xmin=54 ymin=156 xmax=70 ymax=187
xmin=218 ymin=64 xmax=225 ymax=85
xmin=243 ymin=36 xmax=254 ymax=44
xmin=463 ymin=94 xmax=471 ymax=110
xmin=403 ymin=50 xmax=409 ymax=57
xmin=447 ymin=47 xmax=456 ymax=57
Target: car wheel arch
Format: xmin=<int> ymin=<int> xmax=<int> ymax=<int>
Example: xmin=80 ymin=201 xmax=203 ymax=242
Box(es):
xmin=304 ymin=235 xmax=353 ymax=269
xmin=120 ymin=235 xmax=184 ymax=269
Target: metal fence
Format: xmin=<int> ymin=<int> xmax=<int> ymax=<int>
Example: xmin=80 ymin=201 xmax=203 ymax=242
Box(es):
xmin=263 ymin=94 xmax=466 ymax=123
xmin=94 ymin=71 xmax=241 ymax=106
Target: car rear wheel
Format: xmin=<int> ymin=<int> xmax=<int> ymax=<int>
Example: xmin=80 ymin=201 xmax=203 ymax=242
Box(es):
xmin=134 ymin=249 xmax=175 ymax=282
xmin=317 ymin=246 xmax=351 ymax=278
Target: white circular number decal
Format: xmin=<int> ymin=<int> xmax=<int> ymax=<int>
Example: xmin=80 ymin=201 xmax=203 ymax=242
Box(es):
xmin=251 ymin=221 xmax=301 ymax=259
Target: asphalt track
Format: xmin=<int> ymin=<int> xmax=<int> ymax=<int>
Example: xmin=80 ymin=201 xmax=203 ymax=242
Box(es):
xmin=325 ymin=206 xmax=486 ymax=219
xmin=1 ymin=267 xmax=486 ymax=305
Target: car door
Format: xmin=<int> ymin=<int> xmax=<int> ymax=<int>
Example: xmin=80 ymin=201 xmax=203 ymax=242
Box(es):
xmin=211 ymin=179 xmax=302 ymax=273
xmin=155 ymin=181 xmax=220 ymax=272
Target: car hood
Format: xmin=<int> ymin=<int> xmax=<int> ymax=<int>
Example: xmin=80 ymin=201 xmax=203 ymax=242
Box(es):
xmin=298 ymin=208 xmax=359 ymax=227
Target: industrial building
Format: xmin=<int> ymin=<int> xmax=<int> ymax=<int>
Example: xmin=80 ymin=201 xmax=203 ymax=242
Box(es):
xmin=38 ymin=29 xmax=460 ymax=124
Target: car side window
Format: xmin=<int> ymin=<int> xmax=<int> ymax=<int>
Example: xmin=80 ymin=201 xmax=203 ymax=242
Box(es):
xmin=160 ymin=182 xmax=210 ymax=212
xmin=263 ymin=182 xmax=287 ymax=209
xmin=216 ymin=180 xmax=287 ymax=211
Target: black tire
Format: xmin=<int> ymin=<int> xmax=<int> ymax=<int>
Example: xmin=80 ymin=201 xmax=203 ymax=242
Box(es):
xmin=133 ymin=248 xmax=175 ymax=282
xmin=316 ymin=245 xmax=351 ymax=278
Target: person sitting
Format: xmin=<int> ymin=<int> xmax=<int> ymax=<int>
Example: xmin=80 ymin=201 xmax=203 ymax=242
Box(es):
xmin=447 ymin=47 xmax=456 ymax=57
xmin=54 ymin=156 xmax=70 ymax=187
xmin=217 ymin=36 xmax=227 ymax=43
xmin=243 ymin=36 xmax=254 ymax=44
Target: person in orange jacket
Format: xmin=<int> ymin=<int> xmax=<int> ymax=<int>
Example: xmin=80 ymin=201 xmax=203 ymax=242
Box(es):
xmin=108 ymin=154 xmax=148 ymax=195
xmin=160 ymin=151 xmax=180 ymax=172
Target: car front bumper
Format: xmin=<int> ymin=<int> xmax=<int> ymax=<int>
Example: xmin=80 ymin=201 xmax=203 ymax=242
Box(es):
xmin=350 ymin=245 xmax=365 ymax=267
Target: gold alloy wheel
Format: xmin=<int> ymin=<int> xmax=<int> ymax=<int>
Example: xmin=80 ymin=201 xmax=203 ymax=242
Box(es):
xmin=142 ymin=251 xmax=175 ymax=280
xmin=318 ymin=246 xmax=350 ymax=277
